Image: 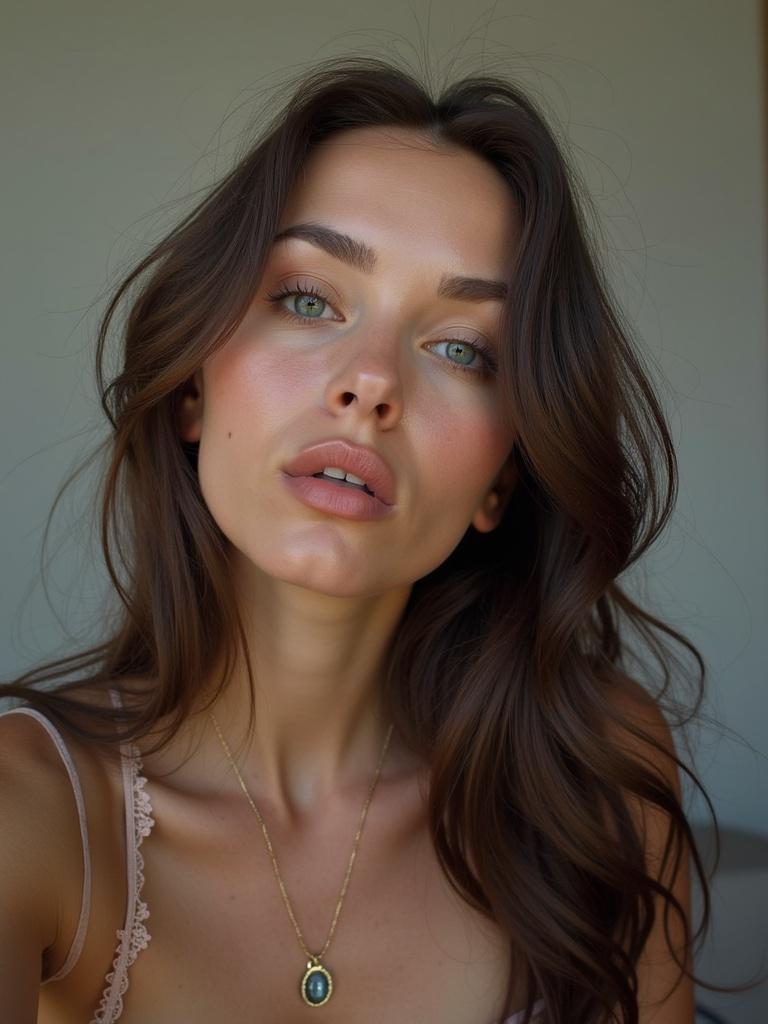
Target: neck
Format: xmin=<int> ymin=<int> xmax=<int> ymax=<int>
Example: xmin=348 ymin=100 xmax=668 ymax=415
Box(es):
xmin=191 ymin=558 xmax=418 ymax=819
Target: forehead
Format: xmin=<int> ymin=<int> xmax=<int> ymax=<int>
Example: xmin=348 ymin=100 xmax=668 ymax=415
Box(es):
xmin=277 ymin=126 xmax=520 ymax=274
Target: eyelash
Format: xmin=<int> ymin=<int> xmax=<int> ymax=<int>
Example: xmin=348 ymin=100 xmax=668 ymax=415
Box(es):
xmin=264 ymin=281 xmax=499 ymax=378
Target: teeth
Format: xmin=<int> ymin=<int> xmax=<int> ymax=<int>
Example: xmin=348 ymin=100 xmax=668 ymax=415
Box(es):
xmin=313 ymin=465 xmax=375 ymax=496
xmin=322 ymin=466 xmax=368 ymax=488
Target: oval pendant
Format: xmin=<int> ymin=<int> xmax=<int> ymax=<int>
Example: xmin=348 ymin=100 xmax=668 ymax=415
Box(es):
xmin=300 ymin=958 xmax=333 ymax=1006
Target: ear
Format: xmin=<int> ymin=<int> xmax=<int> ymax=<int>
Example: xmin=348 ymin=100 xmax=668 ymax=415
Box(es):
xmin=471 ymin=450 xmax=519 ymax=534
xmin=177 ymin=368 xmax=204 ymax=444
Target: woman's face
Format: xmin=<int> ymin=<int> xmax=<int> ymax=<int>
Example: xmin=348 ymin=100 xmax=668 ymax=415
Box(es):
xmin=180 ymin=125 xmax=520 ymax=598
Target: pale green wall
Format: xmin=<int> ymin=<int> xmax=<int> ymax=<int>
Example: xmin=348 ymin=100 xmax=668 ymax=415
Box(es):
xmin=2 ymin=0 xmax=766 ymax=841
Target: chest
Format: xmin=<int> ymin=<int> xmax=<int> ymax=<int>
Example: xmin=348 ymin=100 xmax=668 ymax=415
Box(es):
xmin=43 ymin=760 xmax=524 ymax=1024
xmin=138 ymin=779 xmax=518 ymax=1023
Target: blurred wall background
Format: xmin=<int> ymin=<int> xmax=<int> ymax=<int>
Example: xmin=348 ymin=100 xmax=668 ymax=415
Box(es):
xmin=2 ymin=1 xmax=766 ymax=1019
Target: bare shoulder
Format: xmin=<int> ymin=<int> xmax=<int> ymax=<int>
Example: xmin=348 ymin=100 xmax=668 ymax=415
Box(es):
xmin=602 ymin=676 xmax=681 ymax=783
xmin=0 ymin=677 xmax=144 ymax=899
xmin=0 ymin=705 xmax=87 ymax=840
xmin=600 ymin=678 xmax=695 ymax=1021
xmin=0 ymin=708 xmax=88 ymax=996
xmin=0 ymin=682 xmax=140 ymax=1004
xmin=599 ymin=675 xmax=685 ymax=848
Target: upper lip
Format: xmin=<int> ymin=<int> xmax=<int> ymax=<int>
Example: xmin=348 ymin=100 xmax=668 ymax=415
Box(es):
xmin=282 ymin=438 xmax=397 ymax=506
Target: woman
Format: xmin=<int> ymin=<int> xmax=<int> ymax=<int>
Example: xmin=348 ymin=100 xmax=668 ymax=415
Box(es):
xmin=0 ymin=55 xmax=723 ymax=1022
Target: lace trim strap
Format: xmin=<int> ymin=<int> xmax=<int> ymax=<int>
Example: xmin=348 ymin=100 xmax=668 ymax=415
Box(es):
xmin=89 ymin=689 xmax=155 ymax=1024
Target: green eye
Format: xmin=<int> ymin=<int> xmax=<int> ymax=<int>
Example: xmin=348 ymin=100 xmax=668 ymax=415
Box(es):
xmin=266 ymin=282 xmax=498 ymax=379
xmin=427 ymin=338 xmax=498 ymax=378
xmin=266 ymin=282 xmax=337 ymax=321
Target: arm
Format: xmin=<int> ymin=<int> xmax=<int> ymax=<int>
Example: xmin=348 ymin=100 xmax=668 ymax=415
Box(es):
xmin=606 ymin=681 xmax=696 ymax=1024
xmin=0 ymin=713 xmax=81 ymax=1023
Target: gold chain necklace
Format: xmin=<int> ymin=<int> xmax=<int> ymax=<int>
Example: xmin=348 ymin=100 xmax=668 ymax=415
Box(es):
xmin=210 ymin=711 xmax=394 ymax=1007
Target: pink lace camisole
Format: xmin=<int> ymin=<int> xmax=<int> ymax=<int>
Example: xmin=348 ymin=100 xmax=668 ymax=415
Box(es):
xmin=1 ymin=690 xmax=544 ymax=1022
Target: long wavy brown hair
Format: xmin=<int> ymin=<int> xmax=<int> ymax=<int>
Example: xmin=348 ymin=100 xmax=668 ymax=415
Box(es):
xmin=1 ymin=53 xmax=752 ymax=1022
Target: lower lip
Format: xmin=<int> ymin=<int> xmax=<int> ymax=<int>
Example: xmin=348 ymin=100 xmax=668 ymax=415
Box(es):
xmin=281 ymin=473 xmax=396 ymax=521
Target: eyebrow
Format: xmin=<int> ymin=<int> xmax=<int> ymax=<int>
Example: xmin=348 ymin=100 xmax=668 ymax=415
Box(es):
xmin=271 ymin=222 xmax=508 ymax=303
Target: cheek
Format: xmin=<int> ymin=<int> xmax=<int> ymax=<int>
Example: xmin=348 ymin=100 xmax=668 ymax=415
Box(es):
xmin=194 ymin=339 xmax=304 ymax=532
xmin=415 ymin=395 xmax=511 ymax=515
xmin=202 ymin=332 xmax=310 ymax=441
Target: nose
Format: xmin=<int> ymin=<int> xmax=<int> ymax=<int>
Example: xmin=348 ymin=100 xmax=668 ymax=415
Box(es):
xmin=324 ymin=335 xmax=404 ymax=428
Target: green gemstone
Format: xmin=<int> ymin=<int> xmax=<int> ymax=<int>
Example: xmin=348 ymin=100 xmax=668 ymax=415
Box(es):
xmin=304 ymin=967 xmax=329 ymax=1004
